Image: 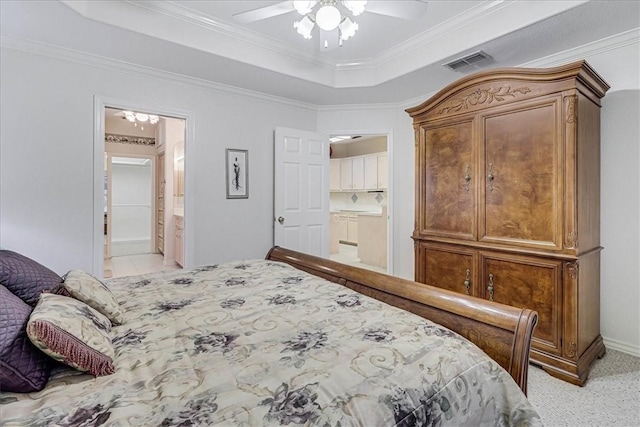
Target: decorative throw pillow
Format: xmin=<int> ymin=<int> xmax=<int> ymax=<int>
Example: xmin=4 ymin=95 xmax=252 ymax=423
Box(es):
xmin=0 ymin=250 xmax=62 ymax=306
xmin=59 ymin=270 xmax=125 ymax=325
xmin=26 ymin=294 xmax=115 ymax=377
xmin=0 ymin=285 xmax=52 ymax=392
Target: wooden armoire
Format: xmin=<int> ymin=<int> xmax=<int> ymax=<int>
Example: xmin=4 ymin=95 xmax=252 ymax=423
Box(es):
xmin=406 ymin=61 xmax=609 ymax=386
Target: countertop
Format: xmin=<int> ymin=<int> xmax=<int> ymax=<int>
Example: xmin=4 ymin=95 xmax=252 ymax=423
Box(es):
xmin=357 ymin=211 xmax=384 ymax=217
xmin=330 ymin=209 xmax=383 ymax=216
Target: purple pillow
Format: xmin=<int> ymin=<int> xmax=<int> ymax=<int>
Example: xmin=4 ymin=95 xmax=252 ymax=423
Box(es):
xmin=0 ymin=250 xmax=62 ymax=307
xmin=0 ymin=285 xmax=52 ymax=392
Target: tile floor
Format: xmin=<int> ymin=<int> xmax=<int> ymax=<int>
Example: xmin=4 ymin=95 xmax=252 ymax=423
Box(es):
xmin=330 ymin=243 xmax=388 ymax=274
xmin=104 ymin=253 xmax=181 ymax=279
xmin=106 ymin=246 xmax=384 ymax=278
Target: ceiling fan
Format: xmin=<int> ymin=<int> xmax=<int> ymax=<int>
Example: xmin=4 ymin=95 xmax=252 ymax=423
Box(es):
xmin=232 ymin=1 xmax=429 ymax=49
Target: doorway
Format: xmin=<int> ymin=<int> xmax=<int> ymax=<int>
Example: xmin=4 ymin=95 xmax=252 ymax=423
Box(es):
xmin=98 ymin=103 xmax=188 ymax=278
xmin=108 ymin=155 xmax=153 ymax=257
xmin=328 ymin=133 xmax=392 ymax=274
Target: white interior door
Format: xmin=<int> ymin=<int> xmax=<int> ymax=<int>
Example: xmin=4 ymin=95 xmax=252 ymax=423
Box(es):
xmin=274 ymin=127 xmax=329 ymax=258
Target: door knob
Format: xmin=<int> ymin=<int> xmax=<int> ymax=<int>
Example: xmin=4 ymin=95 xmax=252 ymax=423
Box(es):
xmin=277 ymin=216 xmax=285 ymax=224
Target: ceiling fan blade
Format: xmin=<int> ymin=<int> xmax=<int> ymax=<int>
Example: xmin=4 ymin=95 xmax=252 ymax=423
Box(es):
xmin=232 ymin=1 xmax=295 ymax=24
xmin=365 ymin=0 xmax=428 ymax=20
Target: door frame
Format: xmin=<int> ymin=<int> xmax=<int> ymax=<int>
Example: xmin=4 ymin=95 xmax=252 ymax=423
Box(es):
xmin=327 ymin=129 xmax=394 ymax=274
xmin=93 ymin=96 xmax=194 ymax=278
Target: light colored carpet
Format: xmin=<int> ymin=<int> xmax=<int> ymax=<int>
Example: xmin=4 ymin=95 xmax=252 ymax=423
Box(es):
xmin=527 ymin=349 xmax=640 ymax=426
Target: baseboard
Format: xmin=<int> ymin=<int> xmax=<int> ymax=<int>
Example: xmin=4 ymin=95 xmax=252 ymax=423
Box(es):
xmin=602 ymin=336 xmax=640 ymax=357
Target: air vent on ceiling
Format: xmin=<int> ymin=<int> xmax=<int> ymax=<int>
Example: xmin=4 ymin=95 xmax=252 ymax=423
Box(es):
xmin=444 ymin=51 xmax=493 ymax=72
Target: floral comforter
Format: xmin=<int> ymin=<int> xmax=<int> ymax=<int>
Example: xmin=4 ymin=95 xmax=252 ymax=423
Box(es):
xmin=1 ymin=260 xmax=542 ymax=426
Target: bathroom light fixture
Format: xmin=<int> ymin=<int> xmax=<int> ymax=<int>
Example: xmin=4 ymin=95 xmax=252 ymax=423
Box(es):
xmin=122 ymin=111 xmax=159 ymax=125
xmin=293 ymin=0 xmax=365 ymax=45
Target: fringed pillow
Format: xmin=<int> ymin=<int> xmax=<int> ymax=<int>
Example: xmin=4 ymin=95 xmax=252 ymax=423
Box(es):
xmin=26 ymin=293 xmax=115 ymax=377
xmin=59 ymin=270 xmax=125 ymax=325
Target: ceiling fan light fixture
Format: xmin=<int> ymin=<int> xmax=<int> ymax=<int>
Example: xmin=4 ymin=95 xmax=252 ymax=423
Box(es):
xmin=117 ymin=109 xmax=160 ymax=126
xmin=290 ymin=0 xmax=367 ymax=45
xmin=294 ymin=15 xmax=315 ymax=39
xmin=339 ymin=17 xmax=358 ymax=40
xmin=135 ymin=113 xmax=149 ymax=122
xmin=342 ymin=0 xmax=367 ymax=16
xmin=316 ymin=4 xmax=341 ymax=31
xmin=292 ymin=1 xmax=317 ymax=15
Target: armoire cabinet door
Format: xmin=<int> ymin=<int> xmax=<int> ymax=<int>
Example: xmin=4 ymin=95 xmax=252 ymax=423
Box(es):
xmin=418 ymin=120 xmax=475 ymax=240
xmin=480 ymin=252 xmax=563 ymax=355
xmin=415 ymin=243 xmax=476 ymax=296
xmin=480 ymin=98 xmax=562 ymax=250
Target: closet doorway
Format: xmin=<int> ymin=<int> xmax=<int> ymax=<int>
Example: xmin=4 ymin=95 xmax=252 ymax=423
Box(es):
xmin=106 ymin=155 xmax=154 ymax=258
xmin=101 ymin=106 xmax=186 ymax=278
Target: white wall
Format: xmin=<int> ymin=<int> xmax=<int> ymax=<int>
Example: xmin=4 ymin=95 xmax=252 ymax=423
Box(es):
xmin=0 ymin=46 xmax=316 ymax=274
xmin=0 ymin=23 xmax=637 ymax=355
xmin=318 ymin=36 xmax=640 ymax=355
xmin=319 ymin=106 xmax=415 ymax=278
xmin=600 ymin=89 xmax=640 ymax=353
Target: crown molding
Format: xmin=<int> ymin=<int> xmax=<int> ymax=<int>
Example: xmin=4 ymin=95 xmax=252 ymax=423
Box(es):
xmin=2 ymin=25 xmax=635 ymax=111
xmin=133 ymin=0 xmax=514 ymax=75
xmin=59 ymin=0 xmax=590 ymax=89
xmin=126 ymin=0 xmax=337 ymax=71
xmin=316 ymin=102 xmax=402 ymax=113
xmin=320 ymin=27 xmax=640 ymax=111
xmin=332 ymin=0 xmax=590 ymax=87
xmin=520 ymin=28 xmax=640 ymax=68
xmin=340 ymin=0 xmax=508 ymax=72
xmin=0 ymin=35 xmax=318 ymax=112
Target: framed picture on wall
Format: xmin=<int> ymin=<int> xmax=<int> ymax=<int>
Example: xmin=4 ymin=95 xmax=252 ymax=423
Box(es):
xmin=226 ymin=148 xmax=248 ymax=199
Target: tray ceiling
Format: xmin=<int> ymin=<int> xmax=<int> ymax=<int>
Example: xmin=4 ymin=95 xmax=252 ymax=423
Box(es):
xmin=1 ymin=0 xmax=638 ymax=105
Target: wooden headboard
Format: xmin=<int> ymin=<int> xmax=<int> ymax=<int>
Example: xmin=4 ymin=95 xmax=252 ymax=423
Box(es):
xmin=266 ymin=246 xmax=538 ymax=395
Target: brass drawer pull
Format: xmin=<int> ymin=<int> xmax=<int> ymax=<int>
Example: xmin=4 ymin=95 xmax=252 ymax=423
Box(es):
xmin=464 ymin=165 xmax=471 ymax=192
xmin=487 ymin=273 xmax=494 ymax=301
xmin=464 ymin=268 xmax=471 ymax=295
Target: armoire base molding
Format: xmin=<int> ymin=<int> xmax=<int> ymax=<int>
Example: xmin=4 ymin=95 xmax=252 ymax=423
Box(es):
xmin=531 ymin=335 xmax=606 ymax=386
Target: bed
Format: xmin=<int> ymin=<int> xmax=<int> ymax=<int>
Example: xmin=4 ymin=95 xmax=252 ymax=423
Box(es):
xmin=1 ymin=246 xmax=540 ymax=426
